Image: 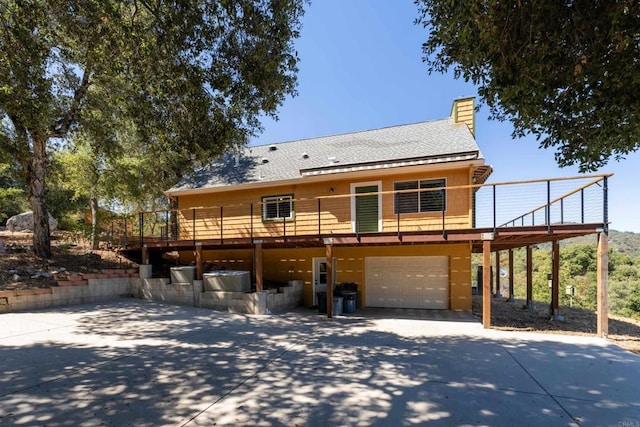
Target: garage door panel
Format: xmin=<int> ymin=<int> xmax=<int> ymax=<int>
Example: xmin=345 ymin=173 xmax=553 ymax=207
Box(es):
xmin=366 ymin=256 xmax=449 ymax=309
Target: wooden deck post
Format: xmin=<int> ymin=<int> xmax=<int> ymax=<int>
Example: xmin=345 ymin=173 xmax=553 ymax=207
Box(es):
xmin=494 ymin=250 xmax=501 ymax=297
xmin=508 ymin=249 xmax=514 ymax=301
xmin=551 ymin=240 xmax=560 ymax=317
xmin=597 ymin=231 xmax=609 ymax=337
xmin=141 ymin=244 xmax=149 ymax=265
xmin=482 ymin=238 xmax=492 ymax=328
xmin=526 ymin=246 xmax=533 ymax=309
xmin=255 ymin=241 xmax=263 ymax=293
xmin=325 ymin=239 xmax=334 ymax=319
xmin=195 ymin=242 xmax=203 ymax=280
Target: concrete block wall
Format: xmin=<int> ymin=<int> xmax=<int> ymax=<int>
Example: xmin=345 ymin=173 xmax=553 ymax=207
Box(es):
xmin=200 ymin=291 xmax=267 ymax=314
xmin=266 ymin=280 xmax=304 ymax=313
xmin=0 ymin=271 xmax=134 ymax=313
xmin=131 ymin=278 xmax=200 ymax=308
xmin=0 ymin=266 xmax=303 ymax=315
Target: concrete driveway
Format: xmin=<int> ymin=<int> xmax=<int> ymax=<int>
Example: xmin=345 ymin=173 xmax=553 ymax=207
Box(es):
xmin=0 ymin=300 xmax=638 ymax=427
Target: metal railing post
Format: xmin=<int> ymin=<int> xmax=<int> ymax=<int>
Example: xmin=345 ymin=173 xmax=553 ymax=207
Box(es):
xmin=581 ymin=189 xmax=585 ymax=223
xmin=220 ymin=206 xmax=224 ymax=243
xmin=165 ymin=210 xmax=169 ymax=240
xmin=192 ymin=208 xmax=196 ymax=244
xmin=603 ymin=176 xmax=609 ymax=232
xmin=139 ymin=212 xmax=143 ymax=246
xmin=250 ymin=204 xmax=254 ymax=242
xmin=560 ymin=199 xmax=564 ymax=224
xmin=492 ymin=185 xmax=497 ymax=233
xmin=318 ymin=198 xmax=321 ymax=239
xmin=283 ymin=214 xmax=287 ymax=241
xmin=546 ymin=180 xmax=551 ymax=233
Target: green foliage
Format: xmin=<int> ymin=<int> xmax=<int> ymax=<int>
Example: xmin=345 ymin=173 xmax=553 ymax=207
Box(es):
xmin=0 ymin=161 xmax=27 ymax=224
xmin=0 ymin=0 xmax=306 ymax=256
xmin=480 ymin=238 xmax=640 ymax=318
xmin=564 ymin=231 xmax=640 ymax=261
xmin=0 ymin=186 xmax=26 ymax=224
xmin=560 ymin=245 xmax=595 ymax=276
xmin=610 ymin=279 xmax=640 ymax=319
xmin=415 ymin=1 xmax=640 ymax=171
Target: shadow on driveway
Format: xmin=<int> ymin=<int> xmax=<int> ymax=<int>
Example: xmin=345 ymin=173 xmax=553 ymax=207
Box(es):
xmin=0 ymin=300 xmax=638 ymax=426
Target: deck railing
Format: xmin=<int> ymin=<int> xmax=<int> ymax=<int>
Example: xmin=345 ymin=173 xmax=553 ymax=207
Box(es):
xmin=108 ymin=174 xmax=610 ymax=247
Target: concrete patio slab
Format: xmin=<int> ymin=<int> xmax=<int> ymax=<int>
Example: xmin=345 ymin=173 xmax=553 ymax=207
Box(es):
xmin=0 ymin=300 xmax=638 ymax=426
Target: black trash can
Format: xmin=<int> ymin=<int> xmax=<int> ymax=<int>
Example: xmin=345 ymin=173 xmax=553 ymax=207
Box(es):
xmin=343 ymin=291 xmax=356 ymax=314
xmin=317 ymin=291 xmax=327 ymax=314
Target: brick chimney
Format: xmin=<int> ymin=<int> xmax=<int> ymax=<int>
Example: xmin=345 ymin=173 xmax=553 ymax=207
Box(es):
xmin=451 ymin=97 xmax=475 ymax=136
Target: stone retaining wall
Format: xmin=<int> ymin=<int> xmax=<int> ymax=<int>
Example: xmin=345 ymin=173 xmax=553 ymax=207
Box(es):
xmin=266 ymin=280 xmax=304 ymax=313
xmin=0 ymin=266 xmax=303 ymax=314
xmin=131 ymin=278 xmax=203 ymax=308
xmin=0 ymin=272 xmax=133 ymax=313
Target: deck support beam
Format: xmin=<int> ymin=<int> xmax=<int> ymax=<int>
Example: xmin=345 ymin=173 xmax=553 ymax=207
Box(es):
xmin=494 ymin=250 xmax=501 ymax=297
xmin=255 ymin=242 xmax=263 ymax=293
xmin=526 ymin=246 xmax=533 ymax=309
xmin=195 ymin=243 xmax=203 ymax=280
xmin=597 ymin=231 xmax=609 ymax=337
xmin=141 ymin=244 xmax=149 ymax=266
xmin=550 ymin=240 xmax=560 ymax=318
xmin=507 ymin=249 xmax=514 ymax=301
xmin=482 ymin=239 xmax=491 ymax=328
xmin=325 ymin=239 xmax=334 ymax=319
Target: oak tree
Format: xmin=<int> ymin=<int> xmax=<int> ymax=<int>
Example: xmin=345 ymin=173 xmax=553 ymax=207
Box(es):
xmin=0 ymin=0 xmax=305 ymax=257
xmin=415 ymin=1 xmax=640 ymax=171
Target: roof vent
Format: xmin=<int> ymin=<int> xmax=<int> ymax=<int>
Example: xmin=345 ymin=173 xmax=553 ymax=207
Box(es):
xmin=302 ymin=153 xmax=309 ymax=159
xmin=268 ymin=145 xmax=277 ymax=151
xmin=328 ymin=156 xmax=339 ymax=164
xmin=261 ymin=157 xmax=269 ymax=164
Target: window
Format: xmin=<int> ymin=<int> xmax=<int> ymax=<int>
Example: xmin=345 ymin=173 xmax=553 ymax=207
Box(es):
xmin=394 ymin=179 xmax=446 ymax=214
xmin=262 ymin=195 xmax=294 ymax=221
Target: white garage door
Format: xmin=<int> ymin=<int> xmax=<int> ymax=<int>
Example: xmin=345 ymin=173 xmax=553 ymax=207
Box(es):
xmin=365 ymin=256 xmax=449 ymax=309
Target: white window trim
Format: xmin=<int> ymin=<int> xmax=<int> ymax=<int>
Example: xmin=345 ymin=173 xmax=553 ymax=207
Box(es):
xmin=262 ymin=194 xmax=294 ymax=222
xmin=393 ymin=177 xmax=447 ymax=214
xmin=350 ymin=181 xmax=383 ymax=232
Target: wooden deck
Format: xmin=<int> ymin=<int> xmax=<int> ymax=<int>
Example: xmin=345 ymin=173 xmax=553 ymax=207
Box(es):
xmin=118 ymin=222 xmax=604 ymax=258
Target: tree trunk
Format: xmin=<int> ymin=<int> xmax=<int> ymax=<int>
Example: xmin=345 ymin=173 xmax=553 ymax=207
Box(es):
xmin=90 ymin=197 xmax=99 ymax=250
xmin=29 ymin=137 xmax=52 ymax=258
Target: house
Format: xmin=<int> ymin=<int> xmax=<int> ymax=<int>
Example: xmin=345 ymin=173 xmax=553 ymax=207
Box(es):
xmin=128 ymin=97 xmax=609 ymax=334
xmin=165 ymin=97 xmax=486 ymax=311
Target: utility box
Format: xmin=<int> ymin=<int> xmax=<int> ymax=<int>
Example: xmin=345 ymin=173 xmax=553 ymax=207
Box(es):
xmin=565 ymin=285 xmax=576 ymax=296
xmin=170 ymin=266 xmax=196 ymax=284
xmin=203 ymin=270 xmax=251 ymax=292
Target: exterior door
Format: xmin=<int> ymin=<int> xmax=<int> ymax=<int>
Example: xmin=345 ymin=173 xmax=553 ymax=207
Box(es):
xmin=352 ymin=183 xmax=381 ymax=233
xmin=312 ymin=257 xmax=335 ymax=306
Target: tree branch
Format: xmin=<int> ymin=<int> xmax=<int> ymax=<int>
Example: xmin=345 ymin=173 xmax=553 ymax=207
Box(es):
xmin=50 ymin=70 xmax=91 ymax=138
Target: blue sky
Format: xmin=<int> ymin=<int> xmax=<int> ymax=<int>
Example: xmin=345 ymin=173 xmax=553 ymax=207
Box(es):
xmin=253 ymin=0 xmax=639 ymax=233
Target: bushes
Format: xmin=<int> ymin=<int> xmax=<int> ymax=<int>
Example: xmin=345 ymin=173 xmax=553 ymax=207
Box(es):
xmin=479 ymin=242 xmax=640 ymax=319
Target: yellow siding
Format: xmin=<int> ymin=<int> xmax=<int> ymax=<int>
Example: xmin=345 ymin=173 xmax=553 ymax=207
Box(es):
xmin=176 ymin=167 xmax=473 ymax=240
xmin=190 ymin=244 xmax=472 ymax=310
xmin=451 ymin=97 xmax=475 ymax=135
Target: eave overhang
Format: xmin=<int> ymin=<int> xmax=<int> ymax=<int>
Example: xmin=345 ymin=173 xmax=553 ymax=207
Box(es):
xmin=165 ymin=154 xmax=488 ymax=198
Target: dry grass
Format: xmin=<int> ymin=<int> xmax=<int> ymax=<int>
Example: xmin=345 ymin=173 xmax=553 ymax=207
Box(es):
xmin=0 ymin=229 xmax=136 ymax=290
xmin=472 ymin=295 xmax=640 ymax=355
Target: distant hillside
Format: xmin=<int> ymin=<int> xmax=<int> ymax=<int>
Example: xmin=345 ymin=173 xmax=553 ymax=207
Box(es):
xmin=563 ymin=230 xmax=640 ymax=259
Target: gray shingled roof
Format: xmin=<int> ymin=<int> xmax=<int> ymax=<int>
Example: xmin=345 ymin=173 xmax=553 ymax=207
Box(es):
xmin=168 ymin=117 xmax=485 ymax=194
